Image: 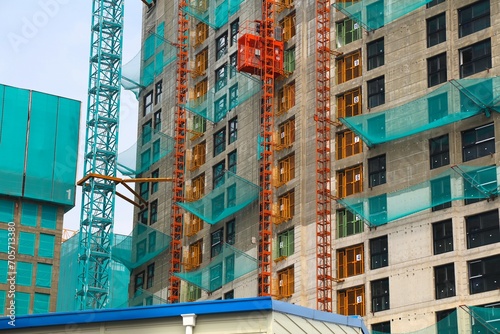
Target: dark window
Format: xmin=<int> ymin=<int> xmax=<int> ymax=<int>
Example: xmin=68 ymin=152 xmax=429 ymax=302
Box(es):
xmin=151 ymin=169 xmax=159 ymax=194
xmin=433 ymin=219 xmax=453 ymax=255
xmin=216 ymin=32 xmax=228 ymax=60
xmin=214 ymin=95 xmax=227 ymax=123
xmin=150 ymin=200 xmax=158 ymax=224
xmin=435 ymin=263 xmax=455 ymax=299
xmin=213 ymin=160 xmax=225 ymax=188
xmin=462 ymin=122 xmax=494 ymax=162
xmin=427 ymin=13 xmax=446 ymax=47
xmin=227 ymin=150 xmax=237 ymax=174
xmin=214 ymin=128 xmax=226 ymax=157
xmin=427 ymin=0 xmax=445 ymax=8
xmin=211 ymin=228 xmax=224 ymax=258
xmin=367 ymin=76 xmax=385 ymax=108
xmin=230 ymin=19 xmax=239 ymax=46
xmin=148 ymin=231 xmax=156 ymax=253
xmin=225 ymin=254 xmax=235 ymax=282
xmin=138 ymin=209 xmax=148 ymax=225
xmin=142 ymin=120 xmax=152 ymax=145
xmin=226 ymin=219 xmax=235 ymax=245
xmin=227 ymin=184 xmax=236 ymax=207
xmin=228 ymin=117 xmax=237 ymax=144
xmin=369 ymin=194 xmax=387 ymax=225
xmin=466 ymin=210 xmax=500 ymax=249
xmin=459 ymin=39 xmax=492 ymax=78
xmin=155 ymin=81 xmax=162 ymax=104
xmin=428 ymin=92 xmax=448 ymax=123
xmin=229 ymin=84 xmax=238 ymax=109
xmin=146 ymin=263 xmax=155 ymax=289
xmin=371 ymin=278 xmax=389 ymax=312
xmin=368 ymin=154 xmax=386 ymax=187
xmin=372 ymin=321 xmax=390 ymax=333
xmin=367 ymin=38 xmax=384 ymax=70
xmin=427 ymin=53 xmax=447 ymax=87
xmin=458 ymin=0 xmax=490 ymax=38
xmin=224 ymin=290 xmax=234 ymax=299
xmin=140 ymin=182 xmax=149 ymax=201
xmin=154 ymin=110 xmax=161 ymax=133
xmin=215 ymin=64 xmax=227 ymax=91
xmin=370 ymin=235 xmax=388 ymax=269
xmin=436 ymin=309 xmax=458 ymax=334
xmin=136 ymin=239 xmax=147 ymax=260
xmin=134 ymin=271 xmax=145 ymax=294
xmin=143 ymin=91 xmax=153 ymax=116
xmin=464 ymin=165 xmax=497 ymax=205
xmin=229 ymin=52 xmax=237 ymax=78
xmin=469 ymin=255 xmax=500 ymax=294
xmin=431 ymin=176 xmax=451 ymax=211
xmin=429 ymin=134 xmax=449 ymax=169
xmin=210 ymin=263 xmax=223 ymax=291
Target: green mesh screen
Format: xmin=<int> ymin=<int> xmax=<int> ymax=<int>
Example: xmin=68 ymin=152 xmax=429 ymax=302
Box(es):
xmin=0 ymin=198 xmax=15 ymax=223
xmin=15 ymin=292 xmax=30 ymax=315
xmin=0 ymin=229 xmax=7 ymax=253
xmin=36 ymin=263 xmax=52 ymax=288
xmin=341 ymin=78 xmax=500 ymax=147
xmin=16 ymin=262 xmax=33 ymax=286
xmin=339 ymin=165 xmax=499 ymax=227
xmin=0 ymin=260 xmax=7 ymax=283
xmin=33 ymin=293 xmax=50 ymax=314
xmin=332 ymin=0 xmax=432 ymax=31
xmin=175 ymin=243 xmax=257 ymax=292
xmin=177 ymin=171 xmax=260 ymax=225
xmin=112 ymin=224 xmax=171 ymax=270
xmin=21 ymin=202 xmax=37 ymax=227
xmin=19 ymin=232 xmax=35 ymax=256
xmin=120 ymin=288 xmax=169 ymax=308
xmin=182 ymin=68 xmax=261 ymax=123
xmin=117 ymin=130 xmax=174 ymax=176
xmin=122 ymin=31 xmax=176 ymax=97
xmin=41 ymin=205 xmax=57 ymax=230
xmin=0 ymin=291 xmax=5 ymax=316
xmin=39 ymin=233 xmax=55 ymax=259
xmin=469 ymin=306 xmax=500 ymax=333
xmin=182 ymin=0 xmax=243 ymax=29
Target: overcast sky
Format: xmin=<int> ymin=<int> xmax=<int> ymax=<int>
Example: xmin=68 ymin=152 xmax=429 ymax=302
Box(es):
xmin=0 ymin=0 xmax=144 ymax=235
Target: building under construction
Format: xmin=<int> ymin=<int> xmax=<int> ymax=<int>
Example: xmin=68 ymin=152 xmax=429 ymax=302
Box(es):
xmin=114 ymin=0 xmax=500 ymax=332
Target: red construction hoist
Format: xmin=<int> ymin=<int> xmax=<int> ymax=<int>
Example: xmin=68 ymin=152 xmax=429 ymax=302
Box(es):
xmin=315 ymin=0 xmax=333 ymax=312
xmin=169 ymin=0 xmax=189 ymax=303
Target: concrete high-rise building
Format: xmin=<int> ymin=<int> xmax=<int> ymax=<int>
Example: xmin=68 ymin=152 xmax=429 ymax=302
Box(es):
xmin=123 ymin=0 xmax=500 ymax=332
xmin=0 ymin=84 xmax=80 ymax=315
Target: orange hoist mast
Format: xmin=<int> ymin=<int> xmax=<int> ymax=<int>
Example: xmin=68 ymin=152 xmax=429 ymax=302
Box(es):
xmin=315 ymin=0 xmax=333 ymax=312
xmin=169 ymin=0 xmax=189 ymax=303
xmin=258 ymin=0 xmax=276 ymax=296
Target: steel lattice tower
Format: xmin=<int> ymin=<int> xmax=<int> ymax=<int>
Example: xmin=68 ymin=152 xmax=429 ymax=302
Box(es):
xmin=77 ymin=0 xmax=124 ymax=310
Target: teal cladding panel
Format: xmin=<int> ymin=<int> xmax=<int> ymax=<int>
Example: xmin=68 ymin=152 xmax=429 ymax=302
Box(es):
xmin=0 ymin=229 xmax=8 ymax=253
xmin=15 ymin=292 xmax=30 ymax=315
xmin=16 ymin=262 xmax=33 ymax=286
xmin=41 ymin=205 xmax=57 ymax=230
xmin=39 ymin=234 xmax=55 ymax=258
xmin=19 ymin=232 xmax=35 ymax=256
xmin=0 ymin=199 xmax=15 ymax=223
xmin=36 ymin=263 xmax=52 ymax=288
xmin=33 ymin=293 xmax=50 ymax=314
xmin=0 ymin=85 xmax=29 ymax=196
xmin=0 ymin=260 xmax=7 ymax=283
xmin=21 ymin=202 xmax=38 ymax=227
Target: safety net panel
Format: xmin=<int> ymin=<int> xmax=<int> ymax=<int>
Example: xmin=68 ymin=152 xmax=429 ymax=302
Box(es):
xmin=183 ymin=0 xmax=243 ymax=29
xmin=469 ymin=306 xmax=500 ymax=333
xmin=341 ymin=77 xmax=500 ymax=147
xmin=332 ymin=0 xmax=432 ymax=31
xmin=112 ymin=224 xmax=171 ymax=270
xmin=122 ymin=28 xmax=176 ymax=97
xmin=175 ymin=243 xmax=257 ymax=292
xmin=338 ymin=165 xmax=499 ymax=227
xmin=117 ymin=129 xmax=174 ymax=176
xmin=177 ymin=171 xmax=260 ymax=225
xmin=182 ymin=67 xmax=261 ymax=123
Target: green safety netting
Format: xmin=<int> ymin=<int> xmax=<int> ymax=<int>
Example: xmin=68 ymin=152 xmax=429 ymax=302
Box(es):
xmin=341 ymin=77 xmax=500 ymax=147
xmin=175 ymin=243 xmax=257 ymax=292
xmin=183 ymin=0 xmax=243 ymax=29
xmin=57 ymin=233 xmax=130 ymax=312
xmin=117 ymin=288 xmax=169 ymax=308
xmin=117 ymin=130 xmax=174 ymax=176
xmin=332 ymin=0 xmax=432 ymax=31
xmin=122 ymin=27 xmax=176 ymax=97
xmin=183 ymin=67 xmax=261 ymax=123
xmin=338 ymin=165 xmax=499 ymax=227
xmin=469 ymin=306 xmax=500 ymax=333
xmin=112 ymin=224 xmax=171 ymax=270
xmin=177 ymin=171 xmax=260 ymax=225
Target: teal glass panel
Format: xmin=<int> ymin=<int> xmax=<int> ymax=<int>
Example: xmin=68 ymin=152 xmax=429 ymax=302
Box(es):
xmin=16 ymin=262 xmax=33 ymax=286
xmin=0 ymin=229 xmax=7 ymax=253
xmin=0 ymin=259 xmax=7 ymax=283
xmin=0 ymin=199 xmax=15 ymax=223
xmin=33 ymin=293 xmax=50 ymax=314
xmin=41 ymin=205 xmax=57 ymax=230
xmin=39 ymin=234 xmax=55 ymax=259
xmin=15 ymin=292 xmax=30 ymax=315
xmin=21 ymin=202 xmax=38 ymax=227
xmin=36 ymin=263 xmax=52 ymax=288
xmin=19 ymin=232 xmax=35 ymax=256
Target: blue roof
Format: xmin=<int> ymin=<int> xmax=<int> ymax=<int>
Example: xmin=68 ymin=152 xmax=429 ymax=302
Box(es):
xmin=0 ymin=297 xmax=369 ymax=333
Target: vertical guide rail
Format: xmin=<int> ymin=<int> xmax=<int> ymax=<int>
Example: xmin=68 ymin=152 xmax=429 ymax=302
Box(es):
xmin=258 ymin=0 xmax=275 ymax=297
xmin=168 ymin=0 xmax=189 ymax=303
xmin=77 ymin=0 xmax=124 ymax=310
xmin=315 ymin=0 xmax=332 ymax=312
